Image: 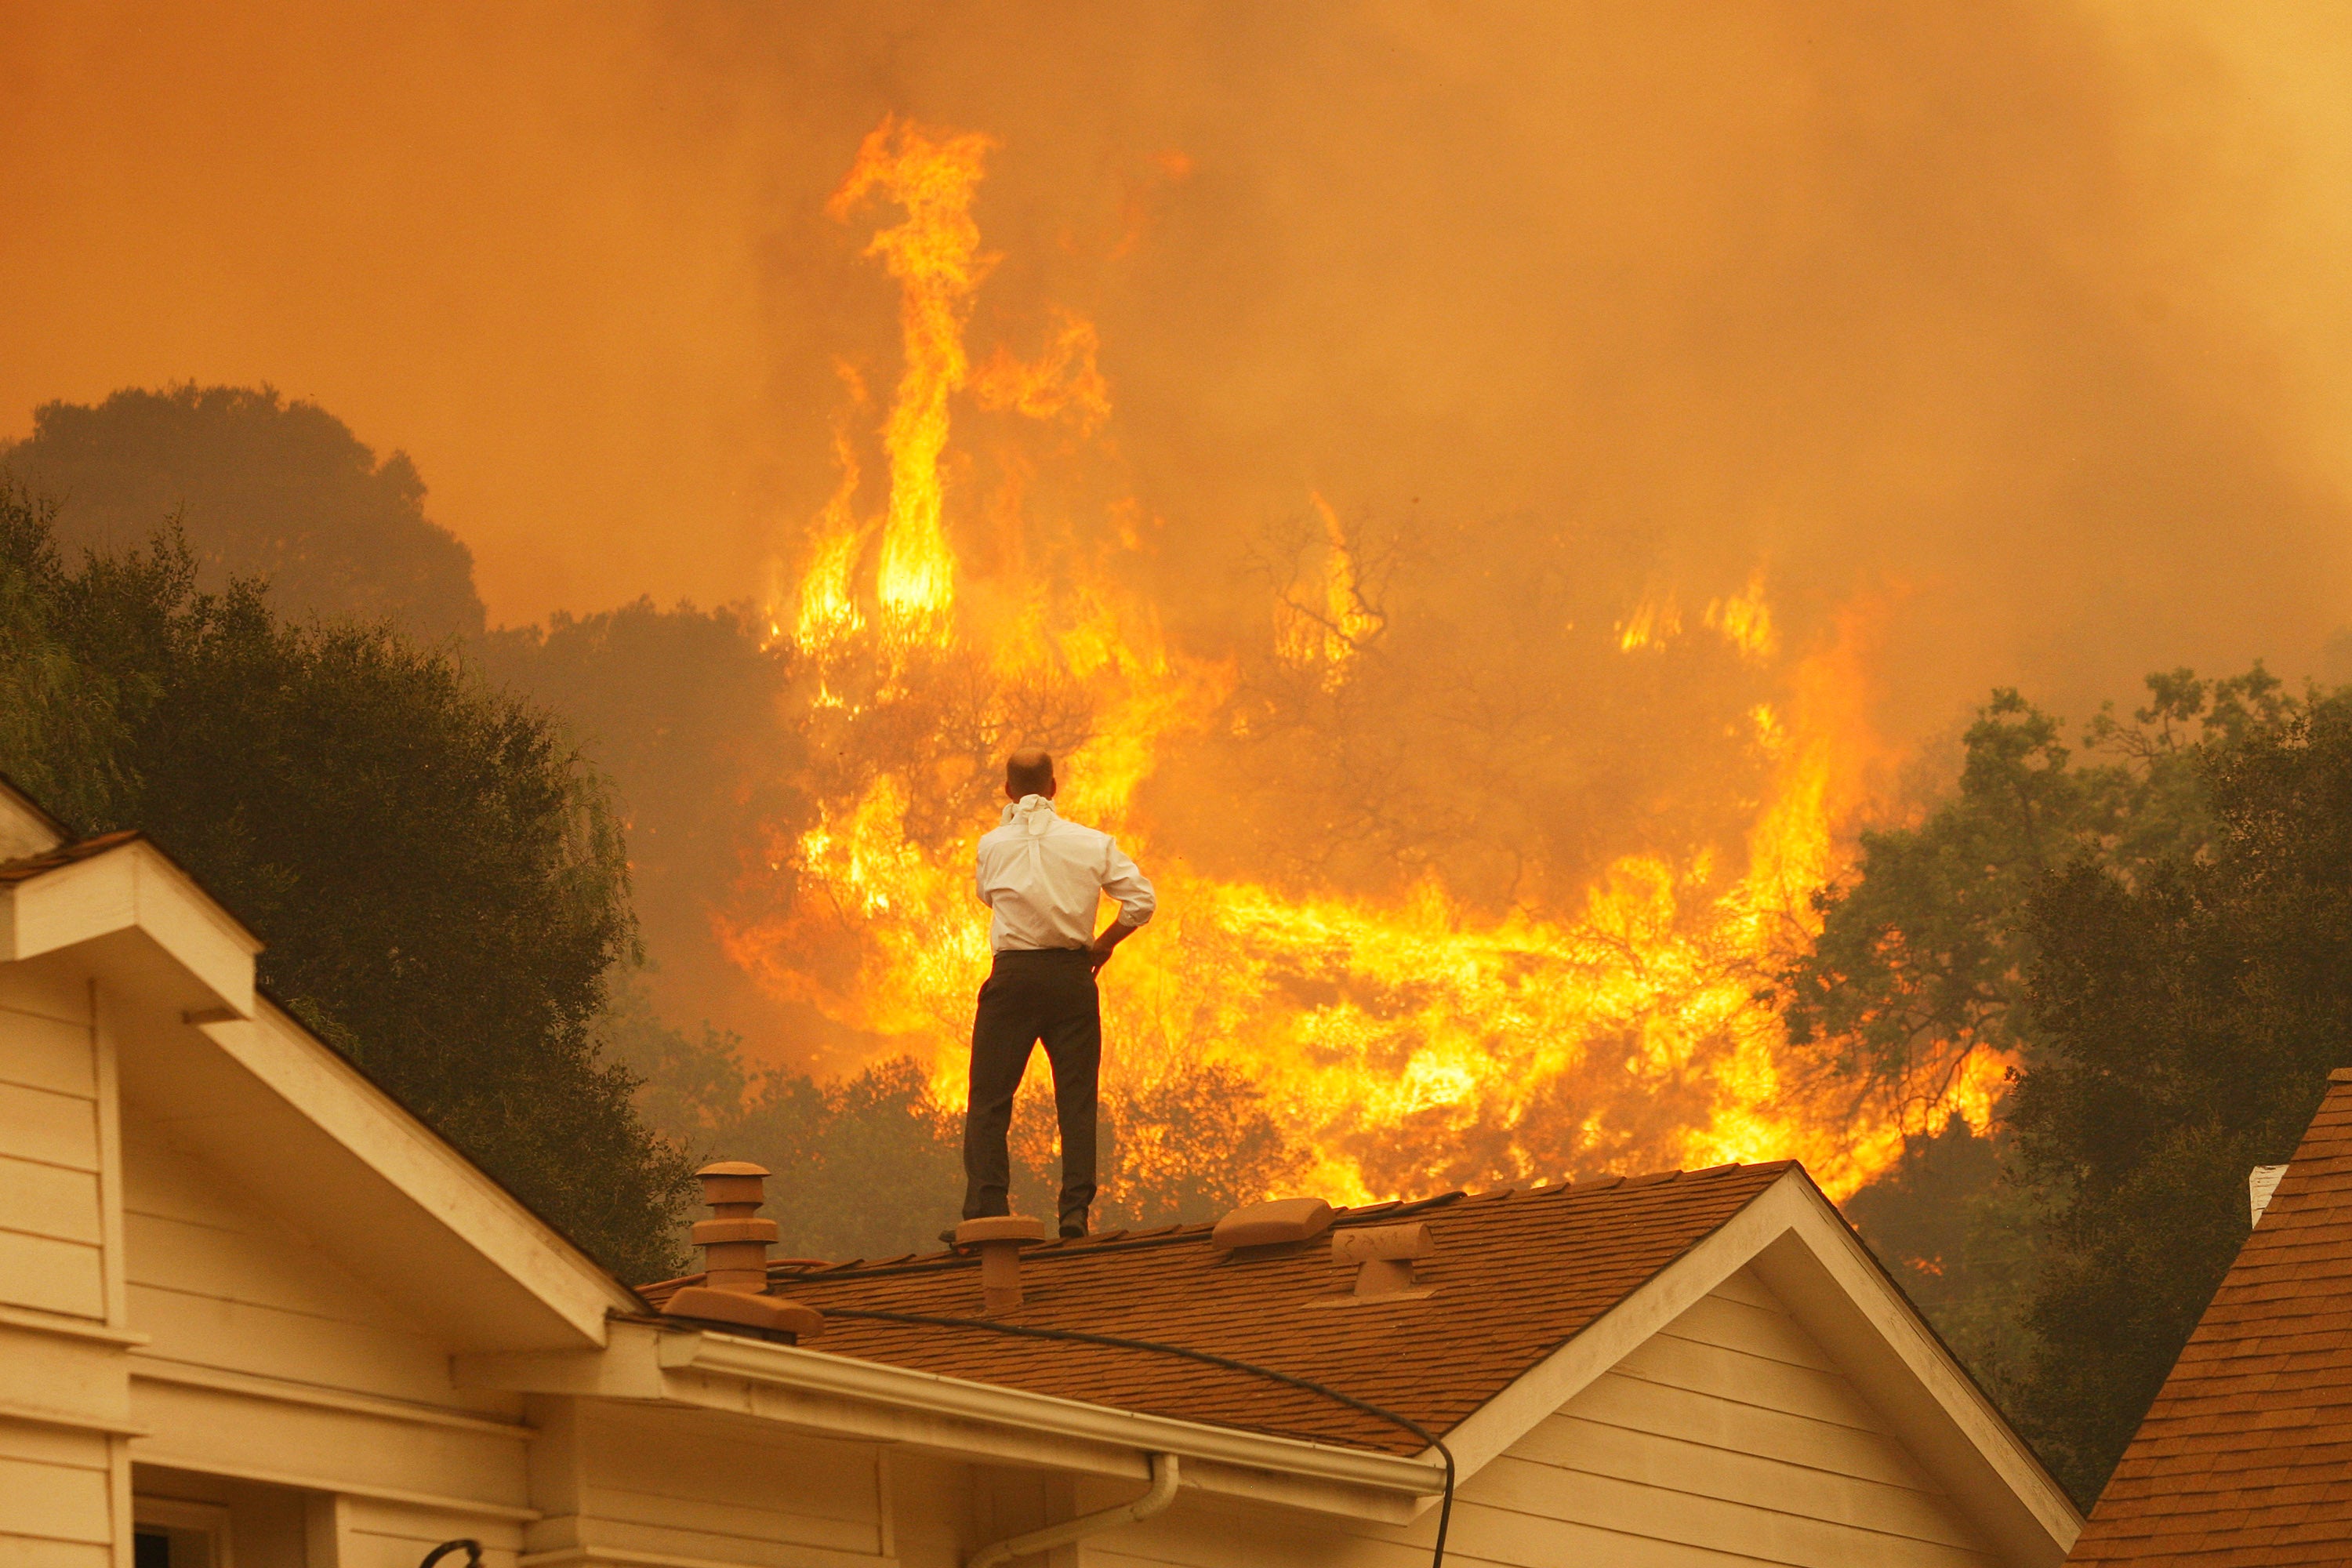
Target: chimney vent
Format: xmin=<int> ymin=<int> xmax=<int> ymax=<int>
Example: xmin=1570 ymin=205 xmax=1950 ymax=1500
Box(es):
xmin=1212 ymin=1196 xmax=1334 ymax=1250
xmin=955 ymin=1215 xmax=1047 ymax=1313
xmin=2251 ymin=1163 xmax=2291 ymax=1227
xmin=691 ymin=1160 xmax=778 ymax=1290
xmin=1332 ymin=1221 xmax=1436 ymax=1298
xmin=661 ymin=1160 xmax=822 ymax=1341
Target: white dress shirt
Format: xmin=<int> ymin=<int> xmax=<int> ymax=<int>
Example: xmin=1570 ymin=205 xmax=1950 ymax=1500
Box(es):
xmin=974 ymin=795 xmax=1156 ymax=953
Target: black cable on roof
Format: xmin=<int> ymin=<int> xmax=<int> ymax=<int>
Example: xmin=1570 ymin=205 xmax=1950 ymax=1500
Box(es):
xmin=818 ymin=1305 xmax=1456 ymax=1568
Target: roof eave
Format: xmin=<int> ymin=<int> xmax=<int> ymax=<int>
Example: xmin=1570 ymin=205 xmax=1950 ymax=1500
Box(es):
xmin=4 ymin=829 xmax=641 ymax=1350
xmin=459 ymin=1316 xmax=1447 ymax=1522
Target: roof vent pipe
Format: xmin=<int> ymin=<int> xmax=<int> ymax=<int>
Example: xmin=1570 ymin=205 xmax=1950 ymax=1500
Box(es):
xmin=693 ymin=1160 xmax=779 ymax=1290
xmin=2251 ymin=1163 xmax=2291 ymax=1227
xmin=661 ymin=1161 xmax=822 ymax=1341
xmin=1334 ymin=1221 xmax=1436 ymax=1298
xmin=955 ymin=1215 xmax=1047 ymax=1313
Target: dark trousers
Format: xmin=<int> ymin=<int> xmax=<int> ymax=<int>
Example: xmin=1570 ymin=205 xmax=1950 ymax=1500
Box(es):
xmin=962 ymin=948 xmax=1100 ymax=1231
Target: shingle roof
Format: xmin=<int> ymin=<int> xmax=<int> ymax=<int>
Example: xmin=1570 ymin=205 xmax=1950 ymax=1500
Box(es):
xmin=640 ymin=1161 xmax=1795 ymax=1454
xmin=0 ymin=829 xmax=142 ymax=884
xmin=2067 ymin=1068 xmax=2352 ymax=1566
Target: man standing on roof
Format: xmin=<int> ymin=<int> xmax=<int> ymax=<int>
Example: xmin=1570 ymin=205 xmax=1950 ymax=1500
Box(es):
xmin=960 ymin=746 xmax=1155 ymax=1239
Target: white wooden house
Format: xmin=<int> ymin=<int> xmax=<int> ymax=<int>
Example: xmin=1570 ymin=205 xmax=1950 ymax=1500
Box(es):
xmin=0 ymin=781 xmax=2079 ymax=1568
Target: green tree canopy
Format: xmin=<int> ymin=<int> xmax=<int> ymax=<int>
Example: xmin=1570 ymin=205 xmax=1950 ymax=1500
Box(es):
xmin=1777 ymin=666 xmax=2318 ymax=1502
xmin=0 ymin=488 xmax=689 ymax=1280
xmin=1780 ymin=669 xmax=2294 ymax=1109
xmin=2 ymin=384 xmax=485 ymax=637
xmin=2010 ymin=690 xmax=2352 ymax=1498
xmin=474 ymin=598 xmax=805 ymax=1032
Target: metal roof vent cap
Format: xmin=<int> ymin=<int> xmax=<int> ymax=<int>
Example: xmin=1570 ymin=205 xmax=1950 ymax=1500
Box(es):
xmin=956 ymin=1215 xmax=1047 ymax=1313
xmin=1212 ymin=1196 xmax=1334 ymax=1250
xmin=662 ymin=1160 xmax=822 ymax=1341
xmin=1333 ymin=1221 xmax=1436 ymax=1299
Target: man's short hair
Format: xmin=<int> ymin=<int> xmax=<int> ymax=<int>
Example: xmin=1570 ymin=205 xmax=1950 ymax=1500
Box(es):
xmin=1006 ymin=748 xmax=1054 ymax=798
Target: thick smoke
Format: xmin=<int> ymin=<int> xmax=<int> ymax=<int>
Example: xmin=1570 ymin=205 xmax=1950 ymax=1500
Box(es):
xmin=6 ymin=2 xmax=2351 ymax=1073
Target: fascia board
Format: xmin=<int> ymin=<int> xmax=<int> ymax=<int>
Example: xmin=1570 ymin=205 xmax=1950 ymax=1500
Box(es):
xmin=670 ymin=1329 xmax=1442 ymax=1502
xmin=190 ymin=1001 xmax=640 ymax=1345
xmin=4 ymin=840 xmax=256 ymax=1014
xmin=1436 ymin=1171 xmax=1817 ymax=1488
xmin=460 ymin=1320 xmax=1444 ymax=1523
xmin=1748 ymin=1178 xmax=2082 ymax=1566
xmin=1436 ymin=1169 xmax=2080 ymax=1566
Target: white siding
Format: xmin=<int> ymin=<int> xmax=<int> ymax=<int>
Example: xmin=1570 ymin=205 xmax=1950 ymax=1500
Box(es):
xmin=1083 ymin=1265 xmax=1999 ymax=1567
xmin=0 ymin=974 xmax=124 ymax=1568
xmin=0 ymin=1422 xmax=114 ymax=1568
xmin=118 ymin=1112 xmax=532 ymax=1525
xmin=532 ymin=1402 xmax=894 ymax=1567
xmin=120 ymin=1111 xmax=519 ymax=1417
xmin=889 ymin=1451 xmax=974 ymax=1568
xmin=0 ymin=983 xmax=103 ymax=1320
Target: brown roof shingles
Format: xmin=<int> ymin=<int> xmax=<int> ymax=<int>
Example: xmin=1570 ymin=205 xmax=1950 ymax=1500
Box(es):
xmin=642 ymin=1162 xmax=1794 ymax=1455
xmin=2068 ymin=1068 xmax=2352 ymax=1564
xmin=0 ymin=829 xmax=141 ymax=884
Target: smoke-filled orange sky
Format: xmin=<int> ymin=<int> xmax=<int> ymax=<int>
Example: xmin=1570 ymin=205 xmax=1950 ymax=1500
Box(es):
xmin=19 ymin=1 xmax=2352 ymax=1206
xmin=10 ymin=0 xmax=2352 ymax=735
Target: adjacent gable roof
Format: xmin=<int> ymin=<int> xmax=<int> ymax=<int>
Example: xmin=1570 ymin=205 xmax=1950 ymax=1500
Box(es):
xmin=0 ymin=772 xmax=73 ymax=859
xmin=0 ymin=815 xmax=641 ymax=1350
xmin=2068 ymin=1068 xmax=2352 ymax=1566
xmin=651 ymin=1163 xmax=1790 ymax=1454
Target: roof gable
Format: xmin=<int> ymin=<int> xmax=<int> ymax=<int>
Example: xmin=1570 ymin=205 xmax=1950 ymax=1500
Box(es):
xmin=2068 ymin=1067 xmax=2352 ymax=1565
xmin=644 ymin=1160 xmax=2077 ymax=1562
xmin=659 ymin=1163 xmax=1788 ymax=1455
xmin=0 ymin=773 xmax=71 ymax=860
xmin=1 ymin=824 xmax=640 ymax=1351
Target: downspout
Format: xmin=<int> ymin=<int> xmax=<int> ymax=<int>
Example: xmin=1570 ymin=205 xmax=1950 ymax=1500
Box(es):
xmin=967 ymin=1451 xmax=1181 ymax=1568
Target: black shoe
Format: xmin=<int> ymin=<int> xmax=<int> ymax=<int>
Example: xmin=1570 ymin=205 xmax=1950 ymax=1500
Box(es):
xmin=937 ymin=1228 xmax=958 ymax=1247
xmin=1059 ymin=1223 xmax=1087 ymax=1239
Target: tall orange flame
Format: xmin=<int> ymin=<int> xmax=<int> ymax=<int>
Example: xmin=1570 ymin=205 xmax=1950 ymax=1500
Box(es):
xmin=827 ymin=116 xmax=998 ymax=640
xmin=730 ymin=118 xmax=2002 ymax=1209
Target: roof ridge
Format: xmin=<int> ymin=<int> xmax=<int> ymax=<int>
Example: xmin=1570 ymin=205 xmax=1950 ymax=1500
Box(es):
xmin=630 ymin=1156 xmax=1803 ymax=1459
xmin=633 ymin=1161 xmax=1795 ymax=1296
xmin=2067 ymin=1068 xmax=2352 ymax=1560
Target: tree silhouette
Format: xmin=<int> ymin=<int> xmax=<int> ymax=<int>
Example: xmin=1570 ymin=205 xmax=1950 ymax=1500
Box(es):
xmin=4 ymin=384 xmax=485 ymax=637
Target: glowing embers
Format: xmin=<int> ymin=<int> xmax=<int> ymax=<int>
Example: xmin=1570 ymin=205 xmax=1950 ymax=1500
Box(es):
xmin=1617 ymin=569 xmax=1777 ymax=661
xmin=1616 ymin=590 xmax=1683 ymax=652
xmin=1705 ymin=569 xmax=1778 ymax=660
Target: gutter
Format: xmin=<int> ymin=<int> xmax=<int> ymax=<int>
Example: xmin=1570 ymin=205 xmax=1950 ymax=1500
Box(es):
xmin=967 ymin=1451 xmax=1180 ymax=1568
xmin=659 ymin=1327 xmax=1444 ymax=1500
